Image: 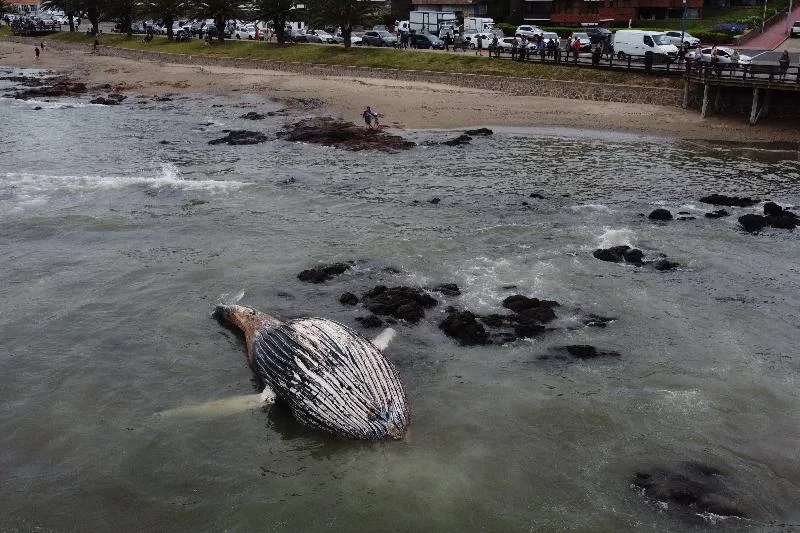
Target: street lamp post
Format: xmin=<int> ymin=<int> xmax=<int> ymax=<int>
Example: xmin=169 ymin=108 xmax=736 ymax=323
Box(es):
xmin=681 ymin=0 xmax=687 ymax=44
xmin=788 ymin=0 xmax=794 ymax=34
xmin=762 ymin=0 xmax=768 ymax=31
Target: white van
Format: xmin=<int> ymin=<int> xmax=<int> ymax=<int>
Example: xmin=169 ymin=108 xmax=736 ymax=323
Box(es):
xmin=612 ymin=30 xmax=678 ymax=59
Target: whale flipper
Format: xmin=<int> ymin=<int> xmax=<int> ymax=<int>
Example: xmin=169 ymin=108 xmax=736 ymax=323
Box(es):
xmin=372 ymin=328 xmax=396 ymax=352
xmin=158 ymin=387 xmax=276 ymax=418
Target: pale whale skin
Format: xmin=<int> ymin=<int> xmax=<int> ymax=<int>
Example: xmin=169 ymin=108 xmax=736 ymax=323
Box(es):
xmin=216 ymin=305 xmax=411 ymax=440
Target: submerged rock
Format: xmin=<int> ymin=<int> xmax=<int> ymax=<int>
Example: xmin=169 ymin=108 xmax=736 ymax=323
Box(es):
xmin=277 ymin=117 xmax=415 ymax=152
xmin=592 ymin=245 xmax=644 ymax=265
xmin=297 ymin=263 xmax=351 ymax=283
xmin=464 ymin=127 xmax=493 ymax=136
xmin=208 ymin=130 xmax=269 ymax=145
xmin=361 ymin=286 xmax=438 ymax=323
xmin=339 ymin=292 xmax=359 ymax=305
xmin=442 ymin=134 xmax=472 ymax=146
xmin=355 ymin=315 xmax=384 ymax=328
xmin=89 ymin=96 xmax=121 ymax=105
xmin=648 ymin=208 xmax=673 ymax=221
xmin=704 ymin=209 xmax=729 ymax=219
xmin=738 ymin=214 xmax=767 ymax=232
xmin=633 ymin=462 xmax=746 ymax=518
xmin=240 ymin=111 xmax=267 ymax=120
xmin=700 ymin=194 xmax=758 ymax=207
xmin=538 ymin=345 xmax=621 ymax=360
xmin=438 ymin=309 xmax=490 ymax=346
xmin=432 ymin=283 xmax=461 ymax=296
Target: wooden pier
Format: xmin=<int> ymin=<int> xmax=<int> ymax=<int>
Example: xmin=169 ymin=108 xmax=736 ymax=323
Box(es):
xmin=683 ymin=61 xmax=800 ymax=125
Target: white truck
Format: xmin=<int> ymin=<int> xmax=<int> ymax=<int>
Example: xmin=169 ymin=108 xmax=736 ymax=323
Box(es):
xmin=463 ymin=17 xmax=497 ymax=35
xmin=400 ymin=11 xmax=458 ymax=36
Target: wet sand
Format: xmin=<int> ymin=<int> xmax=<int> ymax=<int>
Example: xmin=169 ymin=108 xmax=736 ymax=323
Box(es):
xmin=2 ymin=40 xmax=799 ymax=142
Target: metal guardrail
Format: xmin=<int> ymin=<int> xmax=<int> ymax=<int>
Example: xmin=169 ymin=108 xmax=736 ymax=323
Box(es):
xmin=684 ymin=58 xmax=800 ymax=85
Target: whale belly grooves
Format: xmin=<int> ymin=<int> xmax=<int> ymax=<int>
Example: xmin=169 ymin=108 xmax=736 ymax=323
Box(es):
xmin=253 ymin=317 xmax=410 ymax=440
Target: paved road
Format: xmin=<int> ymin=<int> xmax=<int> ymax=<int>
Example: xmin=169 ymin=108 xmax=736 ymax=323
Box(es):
xmin=745 ymin=5 xmax=800 ymax=50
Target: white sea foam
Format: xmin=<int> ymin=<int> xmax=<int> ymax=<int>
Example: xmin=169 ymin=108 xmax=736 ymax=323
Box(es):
xmin=597 ymin=227 xmax=635 ymax=249
xmin=2 ymin=166 xmax=247 ymax=196
xmin=455 ymin=256 xmax=558 ymax=312
xmin=570 ymin=203 xmax=613 ymax=213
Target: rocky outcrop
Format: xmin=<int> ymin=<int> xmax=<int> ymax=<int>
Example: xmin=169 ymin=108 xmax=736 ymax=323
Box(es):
xmin=240 ymin=111 xmax=267 ymax=120
xmin=442 ymin=134 xmax=472 ymax=146
xmin=208 ymin=130 xmax=269 ymax=145
xmin=89 ymin=93 xmax=126 ymax=105
xmin=648 ymin=208 xmax=673 ymax=221
xmin=538 ymin=345 xmax=621 ymax=360
xmin=339 ymin=292 xmax=359 ymax=305
xmin=704 ymin=209 xmax=729 ymax=219
xmin=360 ymin=286 xmax=438 ymax=323
xmin=438 ymin=309 xmax=490 ymax=346
xmin=464 ymin=128 xmax=493 ymax=136
xmin=13 ymin=77 xmax=87 ymax=99
xmin=633 ymin=462 xmax=746 ymax=518
xmin=738 ymin=214 xmax=767 ymax=232
xmin=700 ymin=194 xmax=758 ymax=207
xmin=593 ymin=245 xmax=678 ymax=271
xmin=297 ymin=263 xmax=351 ymax=283
xmin=431 ymin=283 xmax=461 ymax=296
xmin=277 ymin=117 xmax=415 ymax=151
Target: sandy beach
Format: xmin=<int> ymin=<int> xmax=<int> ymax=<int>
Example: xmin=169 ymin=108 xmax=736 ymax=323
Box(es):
xmin=2 ymin=39 xmax=799 ymax=142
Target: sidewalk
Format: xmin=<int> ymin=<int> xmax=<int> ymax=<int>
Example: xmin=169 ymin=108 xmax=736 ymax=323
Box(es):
xmin=745 ymin=5 xmax=800 ymax=50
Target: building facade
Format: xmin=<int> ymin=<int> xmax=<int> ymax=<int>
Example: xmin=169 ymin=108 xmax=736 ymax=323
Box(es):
xmin=550 ymin=0 xmax=702 ymax=25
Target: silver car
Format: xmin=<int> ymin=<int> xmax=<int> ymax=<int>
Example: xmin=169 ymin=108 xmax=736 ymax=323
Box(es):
xmin=693 ymin=46 xmax=752 ymax=65
xmin=664 ymin=30 xmax=700 ymax=48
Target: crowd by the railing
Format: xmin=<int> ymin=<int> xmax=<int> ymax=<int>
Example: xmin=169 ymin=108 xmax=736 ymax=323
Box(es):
xmin=684 ymin=57 xmax=800 ymax=84
xmin=5 ymin=16 xmax=62 ymax=36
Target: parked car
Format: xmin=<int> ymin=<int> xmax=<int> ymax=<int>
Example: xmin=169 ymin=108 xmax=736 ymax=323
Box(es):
xmin=791 ymin=20 xmax=800 ymax=37
xmin=663 ymin=30 xmax=700 ymax=48
xmin=409 ymin=33 xmax=444 ymax=49
xmin=464 ymin=32 xmax=494 ymax=48
xmin=234 ymin=24 xmax=256 ymax=39
xmin=570 ymin=32 xmax=591 ymax=52
xmin=307 ymin=29 xmax=338 ymax=43
xmin=362 ymin=30 xmax=398 ymax=47
xmin=496 ymin=36 xmax=519 ymax=52
xmin=692 ymin=46 xmax=752 ymax=65
xmin=348 ymin=33 xmax=363 ymax=45
xmin=303 ymin=29 xmax=327 ymax=43
xmin=515 ymin=25 xmax=542 ymax=38
xmin=540 ymin=31 xmax=560 ymax=46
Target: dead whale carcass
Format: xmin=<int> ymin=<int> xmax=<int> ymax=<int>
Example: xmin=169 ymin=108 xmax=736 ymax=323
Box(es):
xmin=215 ymin=304 xmax=411 ymax=440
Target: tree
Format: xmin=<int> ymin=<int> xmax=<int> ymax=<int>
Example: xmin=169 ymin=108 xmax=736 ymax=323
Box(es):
xmin=246 ymin=0 xmax=297 ymax=44
xmin=105 ymin=0 xmax=137 ymax=35
xmin=40 ymin=0 xmax=78 ymax=31
xmin=192 ymin=0 xmax=243 ymax=41
xmin=305 ymin=0 xmax=381 ymax=49
xmin=143 ymin=0 xmax=185 ymax=40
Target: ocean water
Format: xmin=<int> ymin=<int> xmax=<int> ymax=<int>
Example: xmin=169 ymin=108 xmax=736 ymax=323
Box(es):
xmin=1 ymin=68 xmax=799 ymax=532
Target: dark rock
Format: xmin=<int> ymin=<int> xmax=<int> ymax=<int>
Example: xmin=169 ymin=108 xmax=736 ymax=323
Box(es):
xmin=33 ymin=106 xmax=42 ymax=110
xmin=521 ymin=201 xmax=529 ymax=206
xmin=297 ymin=263 xmax=351 ymax=283
xmin=209 ymin=130 xmax=269 ymax=146
xmin=564 ymin=345 xmax=620 ymax=359
xmin=14 ymin=78 xmax=87 ymax=100
xmin=700 ymin=194 xmax=758 ymax=207
xmin=513 ymin=317 xmax=546 ymax=338
xmin=529 ymin=193 xmax=545 ymax=199
xmin=677 ymin=216 xmax=696 ymax=221
xmin=632 ymin=462 xmax=746 ymax=518
xmin=108 ymin=93 xmax=126 ymax=101
xmin=738 ymin=214 xmax=767 ymax=232
xmin=240 ymin=111 xmax=267 ymax=120
xmin=432 ymin=283 xmax=461 ymax=296
xmin=355 ymin=315 xmax=384 ymax=328
xmin=429 ymin=197 xmax=441 ymax=204
xmin=763 ymin=201 xmax=782 ymax=216
xmin=89 ymin=96 xmax=121 ymax=105
xmin=677 ymin=211 xmax=690 ymax=215
xmin=339 ymin=292 xmax=358 ymax=305
xmin=648 ymin=208 xmax=673 ymax=221
xmin=442 ymin=134 xmax=472 ymax=146
xmin=211 ymin=104 xmax=224 ymax=107
xmin=652 ymin=259 xmax=679 ymax=271
xmin=502 ymin=295 xmax=559 ymax=316
xmin=361 ymin=286 xmax=438 ymax=323
xmin=766 ymin=213 xmax=798 ymax=229
xmin=277 ymin=117 xmax=415 ymax=151
xmin=0 ymin=74 xmax=45 ymax=86
xmin=154 ymin=96 xmax=173 ymax=102
xmin=158 ymin=140 xmax=171 ymax=145
xmin=704 ymin=209 xmax=729 ymax=219
xmin=480 ymin=314 xmax=512 ymax=328
xmin=439 ymin=309 xmax=490 ymax=346
xmin=464 ymin=128 xmax=493 ymax=136
xmin=593 ymin=248 xmax=625 ymax=263
xmin=622 ymin=248 xmax=644 ymax=265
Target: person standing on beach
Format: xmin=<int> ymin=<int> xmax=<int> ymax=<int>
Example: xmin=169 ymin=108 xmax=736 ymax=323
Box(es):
xmin=779 ymin=50 xmax=790 ymax=80
xmin=363 ymin=106 xmax=379 ymax=129
xmin=34 ymin=46 xmax=40 ymax=60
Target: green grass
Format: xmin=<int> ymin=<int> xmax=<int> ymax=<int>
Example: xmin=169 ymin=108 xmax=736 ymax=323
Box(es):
xmin=46 ymin=32 xmax=681 ymax=88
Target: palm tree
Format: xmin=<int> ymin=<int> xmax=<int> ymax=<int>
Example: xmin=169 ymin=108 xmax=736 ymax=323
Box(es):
xmin=246 ymin=0 xmax=297 ymax=44
xmin=143 ymin=0 xmax=185 ymax=40
xmin=306 ymin=0 xmax=381 ymax=49
xmin=191 ymin=0 xmax=243 ymax=41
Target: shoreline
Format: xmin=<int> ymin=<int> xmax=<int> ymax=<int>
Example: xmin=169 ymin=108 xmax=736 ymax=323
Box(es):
xmin=2 ymin=40 xmax=799 ymax=143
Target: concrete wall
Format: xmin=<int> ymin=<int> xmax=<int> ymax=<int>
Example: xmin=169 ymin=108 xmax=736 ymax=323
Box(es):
xmin=1 ymin=36 xmax=684 ymax=107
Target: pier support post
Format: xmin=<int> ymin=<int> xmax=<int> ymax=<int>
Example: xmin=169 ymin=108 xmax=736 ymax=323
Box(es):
xmin=701 ymin=82 xmax=710 ymax=118
xmin=713 ymin=85 xmax=722 ymax=112
xmin=683 ymin=79 xmax=690 ymax=108
xmin=749 ymin=88 xmax=761 ymax=125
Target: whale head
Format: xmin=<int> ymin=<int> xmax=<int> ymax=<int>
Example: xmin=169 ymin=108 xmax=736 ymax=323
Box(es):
xmin=214 ymin=304 xmax=280 ymax=366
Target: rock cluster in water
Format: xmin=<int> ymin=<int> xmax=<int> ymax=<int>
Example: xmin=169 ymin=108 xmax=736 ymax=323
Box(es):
xmin=297 ymin=262 xmax=351 ymax=283
xmin=438 ymin=294 xmax=560 ymax=346
xmin=593 ymin=246 xmax=679 ymax=271
xmin=360 ymin=286 xmax=438 ymax=323
xmin=538 ymin=345 xmax=620 ymax=360
xmin=738 ymin=201 xmax=798 ymax=232
xmin=700 ymin=194 xmax=758 ymax=207
xmin=633 ymin=462 xmax=746 ymax=518
xmin=208 ymin=130 xmax=269 ymax=145
xmin=277 ymin=117 xmax=415 ymax=151
xmin=90 ymin=93 xmax=126 ymax=105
